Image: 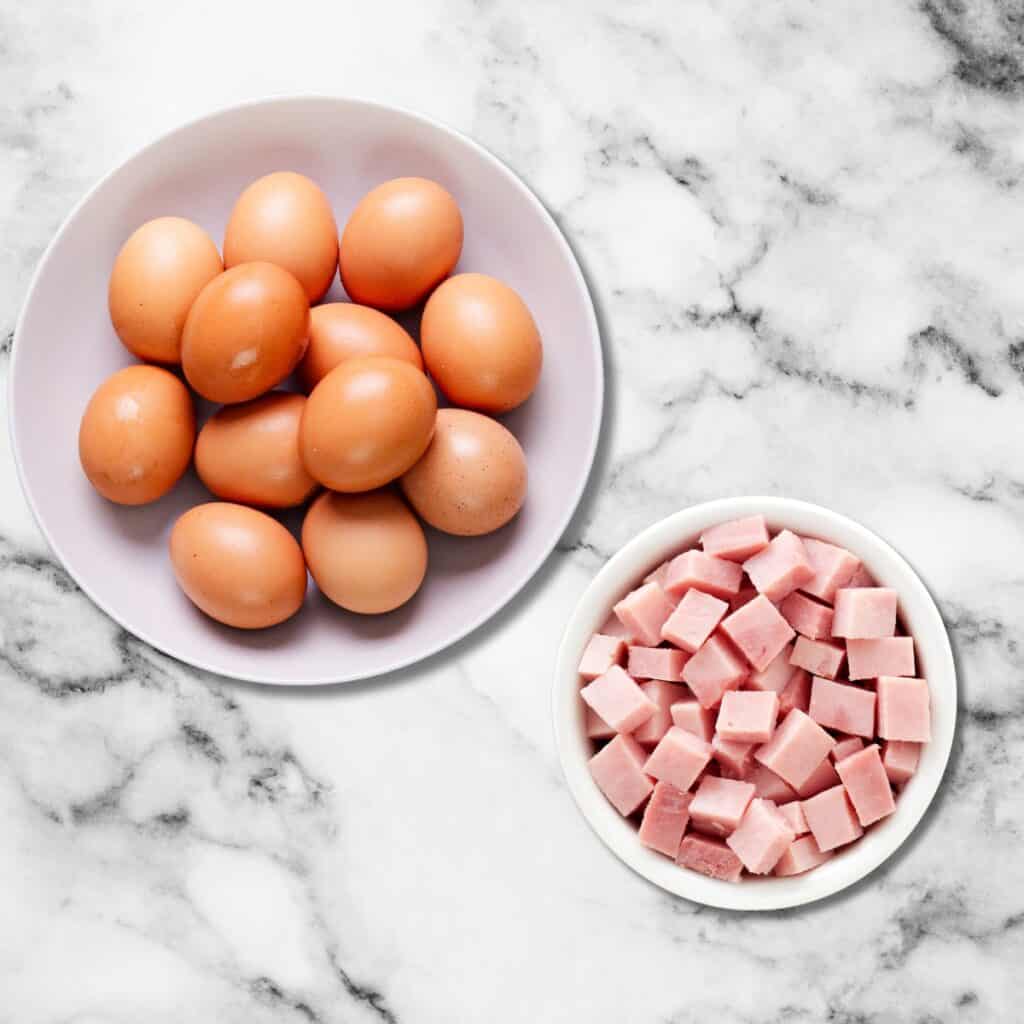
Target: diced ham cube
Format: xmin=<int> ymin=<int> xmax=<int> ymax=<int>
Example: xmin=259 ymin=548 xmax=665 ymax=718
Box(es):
xmin=743 ymin=529 xmax=815 ymax=602
xmin=681 ymin=633 xmax=748 ymax=708
xmin=729 ymin=585 xmax=758 ymax=613
xmin=627 ymin=645 xmax=688 ymax=682
xmin=846 ymin=566 xmax=877 ymax=589
xmin=643 ymin=559 xmax=672 ymax=590
xmin=689 ymin=775 xmax=756 ymax=837
xmin=774 ymin=834 xmax=833 ymax=876
xmin=638 ymin=782 xmax=693 ymax=858
xmin=588 ymin=734 xmax=654 ymax=816
xmin=777 ymin=800 xmax=809 ymax=835
xmin=831 ymin=588 xmax=898 ymax=639
xmin=676 ymin=834 xmax=743 ymax=882
xmin=614 ymin=583 xmax=676 ymax=647
xmin=578 ymin=634 xmax=626 ymax=680
xmin=585 ymin=706 xmax=615 ymax=740
xmin=882 ymin=740 xmax=921 ymax=785
xmin=794 ymin=755 xmax=840 ymax=799
xmin=580 ymin=665 xmax=657 ymax=734
xmin=830 ymin=735 xmax=865 ymax=763
xmin=749 ymin=763 xmax=798 ymax=803
xmin=643 ymin=727 xmax=713 ymax=792
xmin=835 ymin=745 xmax=895 ymax=826
xmin=754 ymin=708 xmax=835 ymax=790
xmin=748 ymin=643 xmax=797 ymax=693
xmin=808 ymin=677 xmax=877 ymax=738
xmin=700 ymin=515 xmax=770 ymax=562
xmin=846 ymin=637 xmax=915 ymax=680
xmin=727 ymin=799 xmax=796 ymax=874
xmin=711 ymin=733 xmax=756 ymax=777
xmin=780 ymin=591 xmax=834 ymax=640
xmin=598 ymin=612 xmax=635 ymax=641
xmin=876 ymin=676 xmax=931 ymax=742
xmin=778 ymin=668 xmax=812 ymax=715
xmin=790 ymin=636 xmax=846 ymax=680
xmin=633 ymin=680 xmax=690 ymax=746
xmin=670 ymin=700 xmax=716 ymax=742
xmin=716 ymin=690 xmax=779 ymax=744
xmin=720 ymin=595 xmax=795 ymax=672
xmin=802 ymin=784 xmax=864 ymax=852
xmin=664 ymin=550 xmax=744 ymax=600
xmin=799 ymin=537 xmax=861 ymax=603
xmin=661 ymin=589 xmax=729 ymax=653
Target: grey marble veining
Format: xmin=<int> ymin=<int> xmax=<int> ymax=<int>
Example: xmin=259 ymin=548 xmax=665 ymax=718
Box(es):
xmin=1 ymin=1 xmax=1022 ymax=1020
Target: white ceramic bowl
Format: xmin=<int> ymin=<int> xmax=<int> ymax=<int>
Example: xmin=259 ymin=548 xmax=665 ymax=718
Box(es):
xmin=553 ymin=497 xmax=956 ymax=911
xmin=9 ymin=96 xmax=603 ymax=685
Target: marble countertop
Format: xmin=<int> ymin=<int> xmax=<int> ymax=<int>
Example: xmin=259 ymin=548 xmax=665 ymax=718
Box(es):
xmin=2 ymin=1 xmax=1021 ymax=1020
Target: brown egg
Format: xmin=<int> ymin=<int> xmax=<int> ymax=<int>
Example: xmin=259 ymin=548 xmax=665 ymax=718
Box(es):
xmin=79 ymin=365 xmax=195 ymax=505
xmin=194 ymin=391 xmax=317 ymax=509
xmin=401 ymin=408 xmax=526 ymax=536
xmin=169 ymin=502 xmax=307 ymax=629
xmin=108 ymin=217 xmax=223 ymax=364
xmin=299 ymin=303 xmax=422 ymax=391
xmin=300 ymin=356 xmax=437 ymax=492
xmin=302 ymin=489 xmax=427 ymax=614
xmin=339 ymin=177 xmax=463 ymax=311
xmin=224 ymin=172 xmax=338 ymax=302
xmin=181 ymin=262 xmax=309 ymax=403
xmin=421 ymin=273 xmax=542 ymax=413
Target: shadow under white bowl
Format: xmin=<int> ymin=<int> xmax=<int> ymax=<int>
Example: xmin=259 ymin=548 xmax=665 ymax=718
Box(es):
xmin=9 ymin=96 xmax=603 ymax=686
xmin=553 ymin=497 xmax=956 ymax=911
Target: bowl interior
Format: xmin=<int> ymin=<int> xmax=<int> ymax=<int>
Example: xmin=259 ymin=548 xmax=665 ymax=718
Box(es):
xmin=11 ymin=97 xmax=602 ymax=685
xmin=554 ymin=497 xmax=955 ymax=911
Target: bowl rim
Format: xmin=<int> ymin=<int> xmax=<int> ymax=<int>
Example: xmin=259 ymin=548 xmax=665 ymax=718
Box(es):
xmin=552 ymin=496 xmax=956 ymax=911
xmin=7 ymin=94 xmax=604 ymax=686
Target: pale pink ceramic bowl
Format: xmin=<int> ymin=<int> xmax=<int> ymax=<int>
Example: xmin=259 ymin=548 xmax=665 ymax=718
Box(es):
xmin=9 ymin=96 xmax=603 ymax=685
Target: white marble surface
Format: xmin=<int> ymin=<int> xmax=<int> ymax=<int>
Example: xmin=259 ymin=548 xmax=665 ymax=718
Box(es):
xmin=1 ymin=0 xmax=1022 ymax=1020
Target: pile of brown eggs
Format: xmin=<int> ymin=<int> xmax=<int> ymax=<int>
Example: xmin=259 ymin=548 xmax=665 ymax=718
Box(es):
xmin=78 ymin=173 xmax=541 ymax=628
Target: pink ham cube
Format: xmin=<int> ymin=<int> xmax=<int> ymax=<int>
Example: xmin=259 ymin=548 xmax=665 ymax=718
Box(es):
xmin=830 ymin=735 xmax=865 ymax=763
xmin=802 ymin=784 xmax=864 ymax=852
xmin=643 ymin=727 xmax=712 ymax=792
xmin=799 ymin=537 xmax=861 ymax=603
xmin=689 ymin=775 xmax=756 ymax=837
xmin=794 ymin=755 xmax=840 ymax=799
xmin=670 ymin=700 xmax=716 ymax=742
xmin=780 ymin=591 xmax=833 ymax=640
xmin=882 ymin=740 xmax=921 ymax=785
xmin=790 ymin=636 xmax=846 ymax=680
xmin=754 ymin=708 xmax=835 ymax=790
xmin=627 ymin=645 xmax=688 ymax=682
xmin=643 ymin=560 xmax=672 ymax=590
xmin=578 ymin=634 xmax=626 ymax=680
xmin=588 ymin=734 xmax=654 ymax=816
xmin=835 ymin=745 xmax=895 ymax=826
xmin=729 ymin=585 xmax=758 ymax=613
xmin=711 ymin=733 xmax=756 ymax=777
xmin=847 ymin=637 xmax=915 ymax=680
xmin=832 ymin=587 xmax=898 ymax=639
xmin=726 ymin=799 xmax=796 ymax=874
xmin=777 ymin=800 xmax=809 ymax=835
xmin=774 ymin=835 xmax=833 ymax=876
xmin=808 ymin=677 xmax=876 ymax=738
xmin=749 ymin=763 xmax=797 ymax=803
xmin=585 ymin=706 xmax=615 ymax=740
xmin=638 ymin=782 xmax=693 ymax=858
xmin=743 ymin=529 xmax=815 ymax=602
xmin=681 ymin=633 xmax=748 ymax=708
xmin=720 ymin=595 xmax=795 ymax=672
xmin=778 ymin=668 xmax=812 ymax=715
xmin=664 ymin=550 xmax=743 ymax=601
xmin=676 ymin=834 xmax=743 ymax=882
xmin=847 ymin=566 xmax=877 ymax=589
xmin=876 ymin=677 xmax=931 ymax=742
xmin=633 ymin=680 xmax=690 ymax=746
xmin=580 ymin=665 xmax=657 ymax=734
xmin=598 ymin=612 xmax=635 ymax=641
xmin=748 ymin=643 xmax=797 ymax=693
xmin=700 ymin=515 xmax=770 ymax=562
xmin=661 ymin=588 xmax=729 ymax=653
xmin=716 ymin=690 xmax=779 ymax=744
xmin=614 ymin=582 xmax=677 ymax=647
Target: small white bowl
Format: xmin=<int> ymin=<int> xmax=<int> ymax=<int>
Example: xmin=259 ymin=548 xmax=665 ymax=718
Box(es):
xmin=553 ymin=496 xmax=956 ymax=911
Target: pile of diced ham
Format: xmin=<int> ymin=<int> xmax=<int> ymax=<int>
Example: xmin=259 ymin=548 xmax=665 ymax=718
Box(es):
xmin=579 ymin=515 xmax=930 ymax=882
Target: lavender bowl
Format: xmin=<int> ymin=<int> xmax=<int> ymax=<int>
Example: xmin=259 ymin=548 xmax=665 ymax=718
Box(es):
xmin=9 ymin=97 xmax=603 ymax=685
